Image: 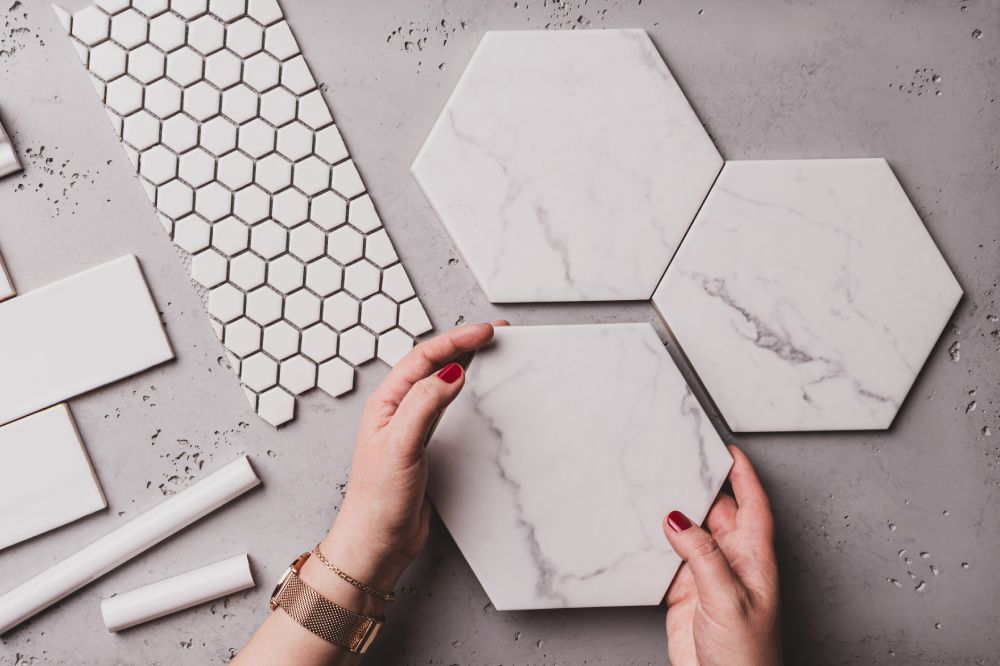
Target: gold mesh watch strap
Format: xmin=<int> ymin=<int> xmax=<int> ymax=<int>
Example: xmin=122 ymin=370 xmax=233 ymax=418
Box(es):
xmin=273 ymin=570 xmax=382 ymax=654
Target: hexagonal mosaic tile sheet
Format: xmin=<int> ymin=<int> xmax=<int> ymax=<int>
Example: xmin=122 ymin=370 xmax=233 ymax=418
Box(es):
xmin=412 ymin=29 xmax=722 ymax=303
xmin=653 ymin=159 xmax=962 ymax=432
xmin=427 ymin=324 xmax=733 ymax=610
xmin=54 ymin=0 xmax=432 ymax=426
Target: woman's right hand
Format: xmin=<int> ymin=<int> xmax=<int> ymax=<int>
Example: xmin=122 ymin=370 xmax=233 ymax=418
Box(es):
xmin=662 ymin=446 xmax=783 ymax=666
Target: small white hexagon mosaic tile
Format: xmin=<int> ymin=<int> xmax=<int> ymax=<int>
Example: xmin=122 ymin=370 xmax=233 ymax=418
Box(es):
xmin=54 ymin=0 xmax=432 ymax=426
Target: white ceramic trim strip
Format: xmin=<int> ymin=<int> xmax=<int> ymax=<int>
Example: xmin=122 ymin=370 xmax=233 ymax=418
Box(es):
xmin=101 ymin=553 xmax=255 ymax=632
xmin=0 ymin=404 xmax=106 ymax=551
xmin=0 ymin=255 xmax=174 ymax=427
xmin=0 ymin=456 xmax=261 ymax=635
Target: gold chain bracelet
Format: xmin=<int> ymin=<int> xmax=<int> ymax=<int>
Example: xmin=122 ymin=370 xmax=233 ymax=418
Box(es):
xmin=311 ymin=544 xmax=397 ymax=602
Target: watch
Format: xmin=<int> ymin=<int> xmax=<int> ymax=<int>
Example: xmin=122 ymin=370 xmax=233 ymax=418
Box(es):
xmin=270 ymin=551 xmax=383 ymax=654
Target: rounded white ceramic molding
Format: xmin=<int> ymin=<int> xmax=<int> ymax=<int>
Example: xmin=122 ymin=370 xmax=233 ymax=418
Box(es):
xmin=427 ymin=323 xmax=732 ymax=610
xmin=55 ymin=0 xmax=433 ymax=426
xmin=652 ymin=159 xmax=963 ymax=432
xmin=412 ymin=29 xmax=723 ymax=303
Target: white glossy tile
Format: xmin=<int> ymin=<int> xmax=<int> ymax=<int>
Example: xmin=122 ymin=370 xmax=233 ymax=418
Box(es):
xmin=300 ymin=324 xmax=338 ymax=363
xmin=0 ymin=248 xmax=15 ymax=302
xmin=398 ymin=298 xmax=432 ymax=336
xmin=284 ymin=289 xmax=321 ymax=327
xmin=262 ymin=321 xmax=299 ymax=359
xmin=240 ymin=352 xmax=278 ymax=391
xmin=228 ymin=252 xmax=266 ymax=290
xmin=653 ymin=159 xmax=963 ymax=432
xmin=380 ymin=264 xmax=414 ymax=302
xmin=376 ymin=327 xmax=413 ymax=366
xmin=278 ymin=356 xmax=317 ymax=395
xmin=338 ymin=326 xmax=375 ymax=365
xmin=57 ymin=0 xmax=430 ymax=425
xmin=0 ymin=256 xmax=174 ymax=426
xmin=412 ymin=30 xmax=722 ymax=303
xmin=322 ymin=292 xmax=359 ymax=330
xmin=427 ymin=324 xmax=732 ymax=610
xmin=317 ymin=357 xmax=353 ymax=397
xmin=0 ymin=115 xmax=21 ymax=178
xmin=304 ymin=257 xmax=342 ymax=296
xmin=360 ymin=294 xmax=397 ymax=333
xmin=127 ymin=44 xmax=165 ymax=83
xmin=0 ymin=405 xmax=106 ymax=551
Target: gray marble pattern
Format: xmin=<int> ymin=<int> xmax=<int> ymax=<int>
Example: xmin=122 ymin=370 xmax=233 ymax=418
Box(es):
xmin=412 ymin=29 xmax=722 ymax=303
xmin=653 ymin=159 xmax=962 ymax=432
xmin=427 ymin=324 xmax=732 ymax=610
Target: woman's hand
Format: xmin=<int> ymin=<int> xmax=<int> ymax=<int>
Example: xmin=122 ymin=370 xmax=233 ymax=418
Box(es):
xmin=317 ymin=322 xmax=500 ymax=593
xmin=662 ymin=446 xmax=782 ymax=666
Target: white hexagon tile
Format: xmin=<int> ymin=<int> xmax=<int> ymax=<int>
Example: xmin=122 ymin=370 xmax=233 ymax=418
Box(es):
xmin=652 ymin=159 xmax=962 ymax=432
xmin=412 ymin=29 xmax=722 ymax=303
xmin=427 ymin=324 xmax=733 ymax=610
xmin=54 ymin=0 xmax=432 ymax=426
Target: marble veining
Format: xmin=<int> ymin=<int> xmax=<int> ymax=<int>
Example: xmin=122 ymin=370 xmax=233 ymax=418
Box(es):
xmin=427 ymin=324 xmax=732 ymax=610
xmin=653 ymin=159 xmax=962 ymax=432
xmin=412 ymin=29 xmax=722 ymax=303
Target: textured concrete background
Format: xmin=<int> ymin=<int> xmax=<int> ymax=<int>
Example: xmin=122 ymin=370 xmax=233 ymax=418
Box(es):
xmin=0 ymin=0 xmax=997 ymax=663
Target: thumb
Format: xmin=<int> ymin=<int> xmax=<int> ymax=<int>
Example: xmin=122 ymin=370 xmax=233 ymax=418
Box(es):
xmin=388 ymin=362 xmax=465 ymax=457
xmin=663 ymin=510 xmax=745 ymax=611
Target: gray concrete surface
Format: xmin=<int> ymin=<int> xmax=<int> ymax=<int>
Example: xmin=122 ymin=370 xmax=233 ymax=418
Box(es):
xmin=1 ymin=0 xmax=997 ymax=663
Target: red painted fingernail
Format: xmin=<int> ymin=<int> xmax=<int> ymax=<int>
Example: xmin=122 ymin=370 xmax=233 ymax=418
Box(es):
xmin=667 ymin=511 xmax=692 ymax=533
xmin=437 ymin=362 xmax=463 ymax=384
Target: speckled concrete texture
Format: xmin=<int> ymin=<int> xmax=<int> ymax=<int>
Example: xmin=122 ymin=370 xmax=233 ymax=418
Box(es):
xmin=0 ymin=0 xmax=997 ymax=664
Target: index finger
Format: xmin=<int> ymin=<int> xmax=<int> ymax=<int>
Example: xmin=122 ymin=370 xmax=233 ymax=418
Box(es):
xmin=728 ymin=445 xmax=774 ymax=533
xmin=364 ymin=323 xmax=498 ymax=423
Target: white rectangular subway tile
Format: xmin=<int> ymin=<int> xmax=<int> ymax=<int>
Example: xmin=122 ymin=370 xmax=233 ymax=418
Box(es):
xmin=101 ymin=553 xmax=255 ymax=632
xmin=0 ymin=113 xmax=21 ymax=179
xmin=0 ymin=247 xmax=14 ymax=302
xmin=0 ymin=404 xmax=106 ymax=551
xmin=54 ymin=0 xmax=433 ymax=426
xmin=0 ymin=255 xmax=174 ymax=426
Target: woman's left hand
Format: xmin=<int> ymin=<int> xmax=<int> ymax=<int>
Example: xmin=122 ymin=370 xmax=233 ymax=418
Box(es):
xmin=318 ymin=322 xmax=500 ymax=592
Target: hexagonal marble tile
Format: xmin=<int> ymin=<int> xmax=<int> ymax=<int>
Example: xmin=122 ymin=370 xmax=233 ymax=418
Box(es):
xmin=55 ymin=0 xmax=432 ymax=426
xmin=412 ymin=29 xmax=722 ymax=303
xmin=427 ymin=324 xmax=732 ymax=610
xmin=652 ymin=159 xmax=962 ymax=432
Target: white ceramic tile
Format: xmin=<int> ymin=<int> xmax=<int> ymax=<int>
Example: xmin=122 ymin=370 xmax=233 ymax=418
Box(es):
xmin=278 ymin=356 xmax=317 ymax=394
xmin=0 ymin=248 xmax=15 ymax=302
xmin=262 ymin=321 xmax=299 ymax=360
xmin=57 ymin=0 xmax=431 ymax=426
xmin=322 ymin=292 xmax=359 ymax=330
xmin=241 ymin=352 xmax=278 ymax=391
xmin=376 ymin=327 xmax=413 ymax=365
xmin=343 ymin=261 xmax=380 ymax=298
xmin=300 ymin=324 xmax=337 ymax=362
xmin=427 ymin=324 xmax=733 ymax=610
xmin=338 ymin=326 xmax=375 ymax=365
xmin=317 ymin=357 xmax=353 ymax=397
xmin=412 ymin=29 xmax=723 ymax=303
xmin=0 ymin=255 xmax=174 ymax=426
xmin=652 ymin=159 xmax=963 ymax=432
xmin=360 ymin=294 xmax=397 ymax=333
xmin=0 ymin=404 xmax=107 ymax=551
xmin=398 ymin=299 xmax=432 ymax=336
xmin=284 ymin=289 xmax=321 ymax=327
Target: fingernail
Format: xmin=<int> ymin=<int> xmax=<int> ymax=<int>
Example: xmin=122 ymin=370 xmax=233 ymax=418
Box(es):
xmin=667 ymin=510 xmax=692 ymax=533
xmin=437 ymin=362 xmax=463 ymax=384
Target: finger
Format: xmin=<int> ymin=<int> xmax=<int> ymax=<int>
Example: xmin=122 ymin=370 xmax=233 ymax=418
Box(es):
xmin=728 ymin=446 xmax=774 ymax=534
xmin=366 ymin=324 xmax=494 ymax=422
xmin=387 ymin=362 xmax=466 ymax=458
xmin=492 ymin=319 xmax=510 ymax=326
xmin=704 ymin=492 xmax=738 ymax=535
xmin=662 ymin=510 xmax=745 ymax=612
